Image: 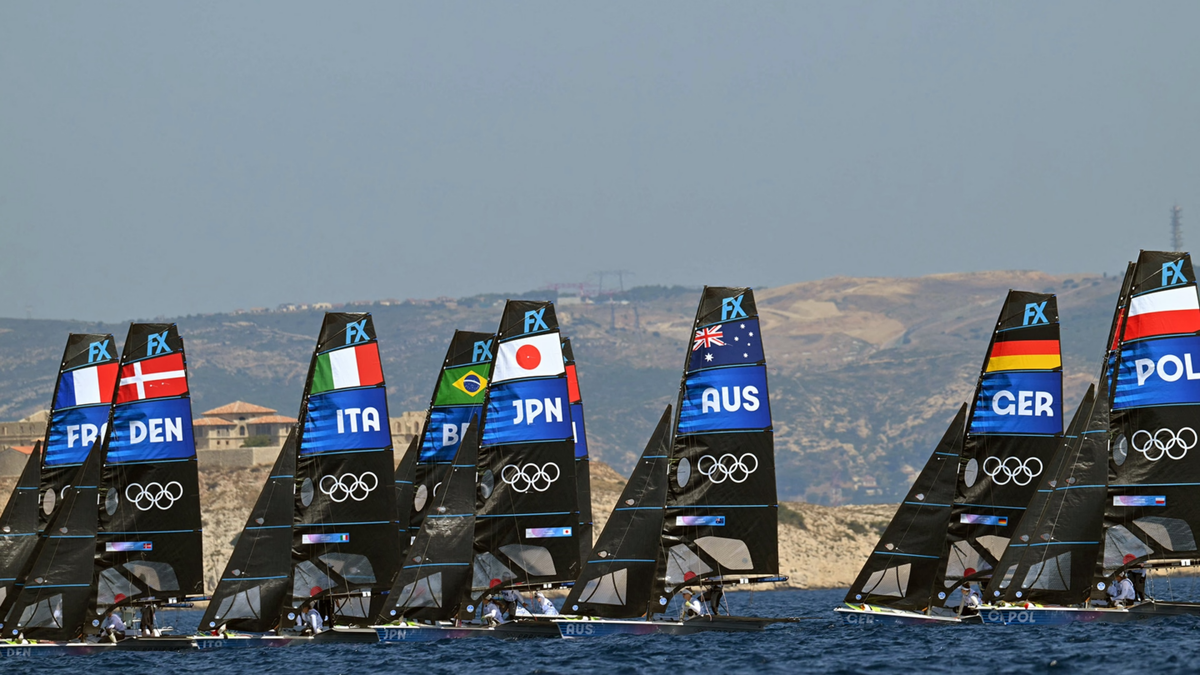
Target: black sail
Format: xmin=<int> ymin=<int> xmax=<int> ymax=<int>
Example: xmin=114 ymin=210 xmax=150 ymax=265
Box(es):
xmin=199 ymin=427 xmax=299 ymax=632
xmin=563 ymin=406 xmax=672 ymax=619
xmin=844 ymin=405 xmax=967 ymax=612
xmin=473 ymin=301 xmax=581 ymax=595
xmin=394 ymin=436 xmax=419 ymax=560
xmin=937 ymin=291 xmax=1064 ymax=599
xmin=380 ymin=417 xmax=479 ymax=622
xmin=1 ymin=440 xmax=104 ymax=640
xmin=986 ymin=384 xmax=1109 ymax=606
xmin=39 ymin=333 xmax=120 ymax=531
xmin=0 ymin=443 xmax=42 ymax=613
xmin=96 ymin=323 xmax=204 ymax=612
xmin=404 ymin=331 xmax=494 ymax=560
xmin=287 ymin=313 xmax=397 ymax=626
xmin=563 ymin=338 xmax=594 ymax=564
xmin=654 ymin=287 xmax=778 ymax=606
xmin=1103 ymin=251 xmax=1200 ymax=574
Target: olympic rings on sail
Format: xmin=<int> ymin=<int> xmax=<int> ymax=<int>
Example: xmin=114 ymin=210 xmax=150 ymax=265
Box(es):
xmin=124 ymin=481 xmax=184 ymax=511
xmin=501 ymin=462 xmax=560 ymax=493
xmin=982 ymin=456 xmax=1043 ymax=486
xmin=698 ymin=453 xmax=759 ymax=484
xmin=1132 ymin=428 xmax=1197 ymax=462
xmin=319 ymin=471 xmax=379 ymax=503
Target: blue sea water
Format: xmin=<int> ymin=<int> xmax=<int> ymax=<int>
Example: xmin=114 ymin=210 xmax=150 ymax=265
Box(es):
xmin=7 ymin=587 xmax=1200 ymax=673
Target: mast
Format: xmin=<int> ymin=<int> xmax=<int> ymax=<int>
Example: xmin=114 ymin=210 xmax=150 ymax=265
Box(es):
xmin=286 ymin=313 xmax=397 ymax=626
xmin=844 ymin=405 xmax=967 ymax=612
xmin=473 ymin=300 xmax=581 ymax=598
xmin=652 ymin=287 xmax=779 ymax=609
xmin=936 ymin=291 xmax=1063 ymax=601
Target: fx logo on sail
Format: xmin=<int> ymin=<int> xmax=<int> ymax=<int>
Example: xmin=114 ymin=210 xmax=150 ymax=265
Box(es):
xmin=1163 ymin=260 xmax=1188 ymax=287
xmin=88 ymin=340 xmax=112 ymax=363
xmin=1023 ymin=302 xmax=1048 ymax=326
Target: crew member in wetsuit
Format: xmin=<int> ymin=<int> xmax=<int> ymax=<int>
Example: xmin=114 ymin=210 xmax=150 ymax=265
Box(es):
xmin=700 ymin=583 xmax=726 ymax=615
xmin=140 ymin=603 xmax=158 ymax=637
xmin=101 ymin=608 xmax=127 ymax=643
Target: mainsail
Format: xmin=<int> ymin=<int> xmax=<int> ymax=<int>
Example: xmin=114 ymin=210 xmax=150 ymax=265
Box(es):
xmin=199 ymin=427 xmax=298 ymax=632
xmin=937 ymin=291 xmax=1063 ymax=596
xmin=563 ymin=338 xmax=594 ymax=564
xmin=1102 ymin=250 xmax=1200 ymax=574
xmin=381 ymin=416 xmax=480 ymax=621
xmin=402 ymin=331 xmax=494 ymax=559
xmin=844 ymin=405 xmax=968 ymax=612
xmin=563 ymin=406 xmax=672 ymax=618
xmin=473 ymin=301 xmax=581 ymax=594
xmin=96 ymin=323 xmax=204 ymax=612
xmin=287 ymin=313 xmax=397 ymax=626
xmin=984 ymin=384 xmax=1109 ymax=605
xmin=654 ymin=287 xmax=778 ymax=604
xmin=0 ymin=443 xmax=42 ymax=612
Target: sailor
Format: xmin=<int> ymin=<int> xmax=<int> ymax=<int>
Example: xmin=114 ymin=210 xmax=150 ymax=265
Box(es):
xmin=1108 ymin=572 xmax=1137 ymax=607
xmin=534 ymin=592 xmax=558 ymax=616
xmin=482 ymin=598 xmax=504 ymax=626
xmin=1128 ymin=567 xmax=1148 ymax=602
xmin=300 ymin=602 xmax=324 ymax=634
xmin=140 ymin=603 xmax=159 ymax=637
xmin=679 ymin=589 xmax=706 ymax=620
xmin=960 ymin=584 xmax=982 ymax=613
xmin=700 ymin=583 xmax=726 ymax=615
xmin=100 ymin=608 xmax=127 ymax=643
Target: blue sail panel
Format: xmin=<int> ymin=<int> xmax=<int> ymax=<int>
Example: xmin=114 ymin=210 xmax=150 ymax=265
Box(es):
xmin=678 ymin=365 xmax=771 ymax=434
xmin=570 ymin=402 xmax=589 ymax=459
xmin=1113 ymin=335 xmax=1200 ymax=410
xmin=301 ymin=387 xmax=391 ymax=455
xmin=45 ymin=405 xmax=111 ymax=466
xmin=420 ymin=406 xmax=478 ymax=462
xmin=970 ymin=371 xmax=1063 ymax=435
xmin=482 ymin=378 xmax=573 ymax=445
xmin=106 ymin=398 xmax=196 ymax=463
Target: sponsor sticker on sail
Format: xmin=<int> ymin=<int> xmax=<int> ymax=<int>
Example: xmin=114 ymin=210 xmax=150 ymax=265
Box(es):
xmin=492 ymin=333 xmax=565 ymax=383
xmin=311 ymin=343 xmax=384 ymax=394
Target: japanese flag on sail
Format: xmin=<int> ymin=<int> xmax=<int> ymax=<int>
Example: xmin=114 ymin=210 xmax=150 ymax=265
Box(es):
xmin=116 ymin=353 xmax=189 ymax=403
xmin=492 ymin=333 xmax=565 ymax=383
xmin=54 ymin=363 xmax=119 ymax=409
xmin=1124 ymin=285 xmax=1200 ymax=342
xmin=311 ymin=343 xmax=384 ymax=394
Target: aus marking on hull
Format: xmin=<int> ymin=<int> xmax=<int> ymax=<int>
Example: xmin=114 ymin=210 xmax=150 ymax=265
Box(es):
xmin=701 ymin=386 xmax=761 ymax=414
xmin=991 ymin=390 xmax=1055 ymax=417
xmin=336 ymin=407 xmax=381 ymax=433
xmin=512 ymin=397 xmax=564 ymax=425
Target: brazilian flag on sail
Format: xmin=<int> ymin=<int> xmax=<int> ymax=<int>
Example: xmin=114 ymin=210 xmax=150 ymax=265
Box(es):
xmin=434 ymin=364 xmax=490 ymax=406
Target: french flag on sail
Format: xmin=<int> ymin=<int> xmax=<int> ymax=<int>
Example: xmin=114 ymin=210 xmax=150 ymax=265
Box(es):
xmin=1124 ymin=286 xmax=1200 ymax=342
xmin=54 ymin=363 xmax=119 ymax=409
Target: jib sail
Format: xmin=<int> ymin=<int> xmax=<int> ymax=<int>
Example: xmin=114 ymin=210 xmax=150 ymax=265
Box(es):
xmin=401 ymin=331 xmax=494 ymax=560
xmin=653 ymin=287 xmax=779 ymax=605
xmin=199 ymin=426 xmax=299 ymax=632
xmin=563 ymin=406 xmax=672 ymax=618
xmin=938 ymin=291 xmax=1064 ymax=597
xmin=844 ymin=405 xmax=967 ymax=612
xmin=473 ymin=301 xmax=581 ymax=595
xmin=1103 ymin=251 xmax=1200 ymax=574
xmin=0 ymin=442 xmax=42 ymax=613
xmin=96 ymin=323 xmax=204 ymax=612
xmin=381 ymin=416 xmax=480 ymax=621
xmin=985 ymin=384 xmax=1109 ymax=605
xmin=287 ymin=313 xmax=397 ymax=626
xmin=563 ymin=338 xmax=594 ymax=564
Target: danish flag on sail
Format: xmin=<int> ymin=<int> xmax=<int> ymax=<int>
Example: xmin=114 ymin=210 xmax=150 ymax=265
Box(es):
xmin=1123 ymin=286 xmax=1200 ymax=342
xmin=116 ymin=353 xmax=189 ymax=403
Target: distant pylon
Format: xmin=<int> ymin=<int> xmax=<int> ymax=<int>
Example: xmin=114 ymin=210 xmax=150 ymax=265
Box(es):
xmin=1171 ymin=205 xmax=1183 ymax=252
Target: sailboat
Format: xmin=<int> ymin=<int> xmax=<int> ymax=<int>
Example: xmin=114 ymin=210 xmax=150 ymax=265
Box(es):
xmin=1 ymin=324 xmax=204 ymax=653
xmin=192 ymin=312 xmax=395 ymax=648
xmin=556 ymin=287 xmax=787 ymax=637
xmin=0 ymin=333 xmax=118 ymax=620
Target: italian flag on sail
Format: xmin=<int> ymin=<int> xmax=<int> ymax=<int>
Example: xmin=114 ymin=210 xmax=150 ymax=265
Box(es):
xmin=311 ymin=343 xmax=384 ymax=394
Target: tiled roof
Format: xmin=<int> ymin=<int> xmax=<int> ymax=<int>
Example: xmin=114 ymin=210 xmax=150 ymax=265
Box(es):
xmin=202 ymin=401 xmax=277 ymax=416
xmin=247 ymin=415 xmax=297 ymax=424
xmin=193 ymin=417 xmax=235 ymax=426
xmin=7 ymin=445 xmax=34 ymax=455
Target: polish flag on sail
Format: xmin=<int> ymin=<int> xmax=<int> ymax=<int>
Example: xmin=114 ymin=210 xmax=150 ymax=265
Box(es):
xmin=492 ymin=333 xmax=565 ymax=383
xmin=1123 ymin=286 xmax=1200 ymax=342
xmin=116 ymin=353 xmax=189 ymax=403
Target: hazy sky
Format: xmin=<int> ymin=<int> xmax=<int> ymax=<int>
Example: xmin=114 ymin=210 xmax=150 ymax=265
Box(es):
xmin=2 ymin=2 xmax=1198 ymax=321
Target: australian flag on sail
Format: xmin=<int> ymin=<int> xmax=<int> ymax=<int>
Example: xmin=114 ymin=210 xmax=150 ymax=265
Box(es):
xmin=420 ymin=406 xmax=477 ymax=463
xmin=106 ymin=397 xmax=196 ymax=463
xmin=483 ymin=378 xmax=573 ymax=445
xmin=301 ymin=387 xmax=391 ymax=455
xmin=687 ymin=319 xmax=764 ymax=372
xmin=678 ymin=365 xmax=771 ymax=434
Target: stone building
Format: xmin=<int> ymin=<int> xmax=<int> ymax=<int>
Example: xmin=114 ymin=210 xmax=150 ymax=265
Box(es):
xmin=0 ymin=411 xmax=48 ymax=449
xmin=193 ymin=401 xmax=296 ymax=450
xmin=390 ymin=410 xmax=425 ymax=452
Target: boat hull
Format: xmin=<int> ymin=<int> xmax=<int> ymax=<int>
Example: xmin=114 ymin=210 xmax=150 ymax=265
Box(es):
xmin=373 ymin=620 xmax=560 ymax=642
xmin=834 ymin=606 xmax=978 ymax=626
xmin=978 ymin=606 xmax=1148 ymax=625
xmin=555 ymin=615 xmax=777 ymax=637
xmin=192 ymin=627 xmax=378 ymax=650
xmin=0 ymin=635 xmax=198 ymax=657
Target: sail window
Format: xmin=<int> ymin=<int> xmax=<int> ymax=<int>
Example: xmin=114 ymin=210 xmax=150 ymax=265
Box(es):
xmin=97 ymin=567 xmax=140 ymax=607
xmin=335 ymin=595 xmax=371 ymax=618
xmin=1112 ymin=435 xmax=1128 ymax=466
xmin=499 ymin=544 xmax=557 ymax=576
xmin=677 ymin=458 xmax=691 ymax=488
xmin=695 ymin=536 xmax=754 ymax=570
xmin=664 ymin=544 xmax=713 ymax=588
xmin=214 ymin=585 xmax=262 ymax=622
xmin=963 ymin=458 xmax=979 ymax=488
xmin=1021 ymin=551 xmax=1070 ymax=591
xmin=414 ymin=484 xmax=429 ymax=512
xmin=293 ymin=560 xmax=338 ymax=599
xmin=997 ymin=564 xmax=1018 ymax=589
xmin=42 ymin=488 xmax=56 ymax=515
xmin=1134 ymin=517 xmax=1197 ymax=552
xmin=1103 ymin=525 xmax=1154 ymax=572
xmin=319 ymin=553 xmax=377 ymax=585
xmin=862 ymin=564 xmax=911 ymax=598
xmin=17 ymin=593 xmax=63 ymax=629
xmin=300 ymin=478 xmax=314 ymax=507
xmin=976 ymin=535 xmax=1010 ymax=560
xmin=579 ymin=568 xmax=628 ymax=606
xmin=105 ymin=488 xmax=119 ymax=515
xmin=472 ymin=552 xmax=517 ymax=592
xmin=395 ymin=571 xmax=443 ymax=609
xmin=944 ymin=540 xmax=992 ymax=586
xmin=123 ymin=561 xmax=181 ymax=592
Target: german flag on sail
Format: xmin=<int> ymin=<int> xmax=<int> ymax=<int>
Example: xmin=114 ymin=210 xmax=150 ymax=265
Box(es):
xmin=985 ymin=326 xmax=1061 ymax=373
